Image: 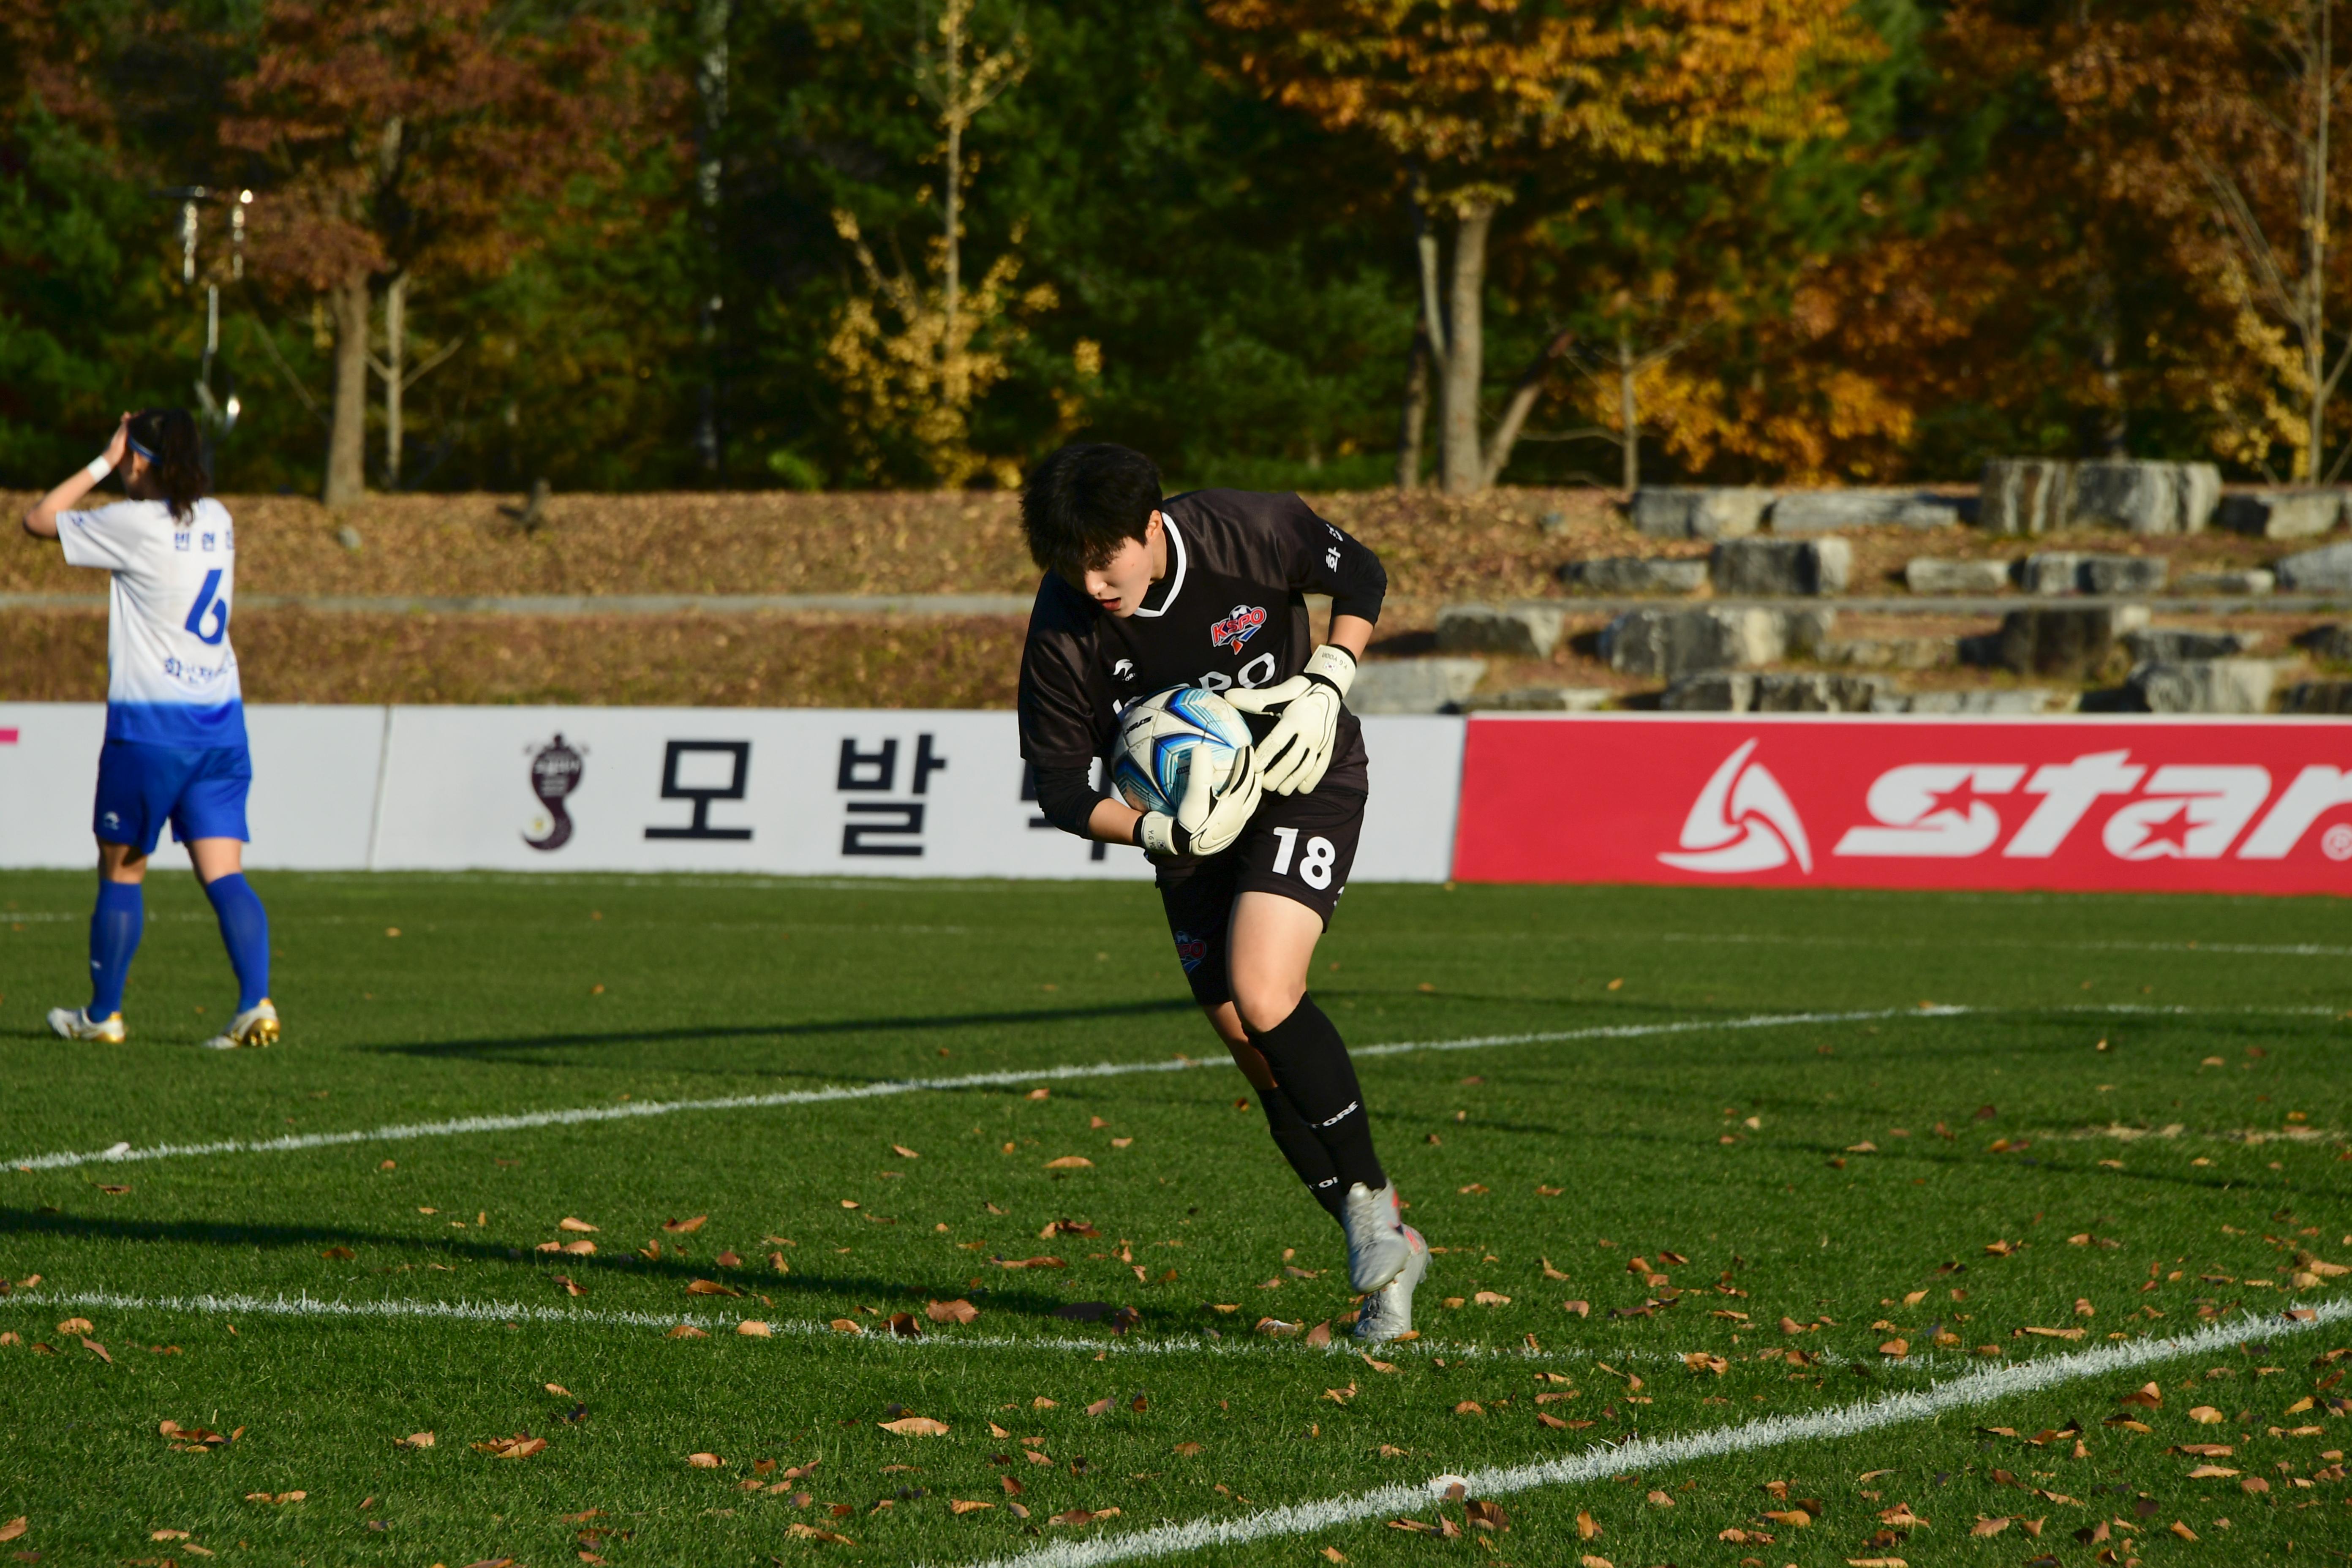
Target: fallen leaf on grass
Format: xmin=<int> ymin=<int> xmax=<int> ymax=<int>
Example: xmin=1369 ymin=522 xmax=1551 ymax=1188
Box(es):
xmin=0 ymin=1521 xmax=22 ymax=1544
xmin=2120 ymin=1381 xmax=2162 ymax=1407
xmin=664 ymin=1215 xmax=708 ymax=1233
xmin=2189 ymin=1464 xmax=2239 ymax=1478
xmin=1578 ymin=1555 xmax=1612 ymax=1568
xmin=893 ymin=1144 xmax=921 ymax=1159
xmin=472 ymin=1435 xmax=547 ymax=1459
xmin=2188 ymin=1406 xmax=2225 ymax=1424
xmin=1879 ymin=1504 xmax=1929 ymax=1527
xmin=667 ymin=1324 xmax=708 ymax=1339
xmin=1388 ymin=1518 xmax=1437 ymax=1534
xmin=1050 ymin=1508 xmax=1120 ymax=1526
xmin=879 ymin=1416 xmax=950 ymax=1436
xmin=1173 ymin=1442 xmax=1203 ymax=1456
xmin=244 ymin=1491 xmax=307 ymax=1504
xmin=79 ymin=1337 xmax=110 ymax=1363
xmin=2170 ymin=1521 xmax=2199 ymax=1541
xmin=1320 ymin=1549 xmax=1346 ymax=1563
xmin=737 ymin=1320 xmax=772 ymax=1338
xmin=559 ymin=1217 xmax=598 ymax=1233
xmin=949 ymin=1500 xmax=994 ymax=1515
xmin=395 ymin=1432 xmax=435 ymax=1448
xmin=927 ymin=1299 xmax=980 ymax=1324
xmin=1045 ymin=1156 xmax=1094 ymax=1170
xmin=2017 ymin=1326 xmax=2084 ymax=1341
xmin=553 ymin=1275 xmax=586 ymax=1297
xmin=783 ymin=1522 xmax=854 ymax=1543
xmin=1761 ymin=1509 xmax=1814 ymax=1527
xmin=2172 ymin=1443 xmax=2233 ymax=1456
xmin=1561 ymin=1299 xmax=1590 ymax=1318
xmin=686 ymin=1279 xmax=742 ymax=1297
xmin=319 ymin=1247 xmax=356 ymax=1260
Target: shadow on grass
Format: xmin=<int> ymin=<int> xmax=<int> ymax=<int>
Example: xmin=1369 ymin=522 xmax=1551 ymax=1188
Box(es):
xmin=355 ymin=996 xmax=1206 ymax=1063
xmin=0 ymin=1206 xmax=1141 ymax=1324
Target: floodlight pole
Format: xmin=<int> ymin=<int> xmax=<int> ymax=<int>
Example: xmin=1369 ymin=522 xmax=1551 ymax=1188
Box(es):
xmin=154 ymin=185 xmax=254 ymax=474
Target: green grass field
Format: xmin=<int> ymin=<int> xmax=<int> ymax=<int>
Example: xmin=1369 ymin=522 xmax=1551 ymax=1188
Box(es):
xmin=2 ymin=871 xmax=2350 ymax=1568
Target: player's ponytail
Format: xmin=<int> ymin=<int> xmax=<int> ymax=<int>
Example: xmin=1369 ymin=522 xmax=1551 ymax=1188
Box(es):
xmin=127 ymin=408 xmax=207 ymax=521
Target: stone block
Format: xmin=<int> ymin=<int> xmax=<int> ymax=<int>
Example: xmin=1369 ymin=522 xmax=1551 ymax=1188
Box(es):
xmin=1467 ymin=686 xmax=1614 ymax=712
xmin=2274 ymin=541 xmax=2352 ymax=592
xmin=2069 ymin=460 xmax=2221 ymax=535
xmin=2283 ymin=680 xmax=2352 ymax=714
xmin=2125 ymin=658 xmax=2278 ymax=714
xmin=2020 ymin=552 xmax=2089 ymax=595
xmin=1980 ymin=459 xmax=2073 ymax=534
xmin=1658 ymin=673 xmax=1751 ymax=711
xmin=1435 ymin=602 xmax=1566 ymax=659
xmin=2293 ymin=623 xmax=2352 ymax=662
xmin=1876 ymin=688 xmax=2071 ymax=715
xmin=1661 ymin=672 xmax=1892 ymax=712
xmin=1820 ymin=635 xmax=1954 ymax=670
xmin=2080 ymin=555 xmax=2169 ymax=595
xmin=1995 ymin=605 xmax=2140 ymax=678
xmin=1710 ymin=536 xmax=1851 ymax=596
xmin=1752 ymin=672 xmax=1896 ymax=712
xmin=2123 ymin=628 xmax=2254 ymax=662
xmin=2175 ymin=569 xmax=2275 ymax=596
xmin=2216 ymin=490 xmax=2343 ymax=539
xmin=1557 ymin=556 xmax=1708 ymax=595
xmin=1599 ymin=606 xmax=1786 ymax=680
xmin=1905 ymin=557 xmax=2012 ymax=594
xmin=1769 ymin=490 xmax=1963 ymax=533
xmin=1350 ymin=658 xmax=1486 ymax=714
xmin=1630 ymin=487 xmax=1773 ymax=541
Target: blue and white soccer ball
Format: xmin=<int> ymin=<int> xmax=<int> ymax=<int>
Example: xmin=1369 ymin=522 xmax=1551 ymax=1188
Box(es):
xmin=1111 ymin=686 xmax=1253 ymax=817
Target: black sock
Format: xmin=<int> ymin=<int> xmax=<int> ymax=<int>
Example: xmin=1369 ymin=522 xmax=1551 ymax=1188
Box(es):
xmin=1257 ymin=1086 xmax=1347 ymax=1224
xmin=1247 ymin=994 xmax=1387 ymax=1195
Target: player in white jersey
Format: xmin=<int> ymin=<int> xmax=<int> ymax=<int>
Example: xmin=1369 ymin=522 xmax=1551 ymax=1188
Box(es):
xmin=19 ymin=409 xmax=279 ymax=1049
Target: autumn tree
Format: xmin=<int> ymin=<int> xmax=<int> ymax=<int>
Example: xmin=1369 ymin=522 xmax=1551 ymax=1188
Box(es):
xmin=827 ymin=0 xmax=1096 ymax=487
xmin=2038 ymin=0 xmax=2352 ymax=480
xmin=222 ymin=0 xmax=648 ymax=503
xmin=1207 ymin=0 xmax=1876 ymax=494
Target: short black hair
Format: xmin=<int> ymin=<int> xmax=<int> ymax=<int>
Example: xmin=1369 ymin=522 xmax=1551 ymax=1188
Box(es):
xmin=1021 ymin=443 xmax=1161 ymax=577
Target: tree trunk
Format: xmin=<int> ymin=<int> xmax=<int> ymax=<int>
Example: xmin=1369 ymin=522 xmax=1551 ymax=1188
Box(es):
xmin=1481 ymin=328 xmax=1575 ymax=490
xmin=324 ymin=272 xmax=370 ymax=506
xmin=383 ymin=272 xmax=407 ymax=488
xmin=694 ymin=0 xmax=731 ymax=477
xmin=1439 ymin=201 xmax=1493 ymax=496
xmin=2308 ymin=0 xmax=2332 ymax=479
xmin=1395 ymin=321 xmax=1428 ymax=491
xmin=1618 ymin=331 xmax=1640 ymax=495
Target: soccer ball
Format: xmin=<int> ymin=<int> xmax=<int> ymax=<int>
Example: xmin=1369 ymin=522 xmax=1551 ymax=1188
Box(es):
xmin=1111 ymin=686 xmax=1252 ymax=817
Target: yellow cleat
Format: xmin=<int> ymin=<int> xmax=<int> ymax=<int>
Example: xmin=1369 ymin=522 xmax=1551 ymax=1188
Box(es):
xmin=200 ymin=999 xmax=279 ymax=1051
xmin=47 ymin=1007 xmax=126 ymax=1043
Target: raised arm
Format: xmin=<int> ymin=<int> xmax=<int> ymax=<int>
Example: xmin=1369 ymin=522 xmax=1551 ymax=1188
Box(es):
xmin=23 ymin=414 xmax=131 ymax=539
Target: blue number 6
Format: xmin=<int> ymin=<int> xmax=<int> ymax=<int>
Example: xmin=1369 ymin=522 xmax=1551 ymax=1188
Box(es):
xmin=184 ymin=568 xmax=230 ymax=646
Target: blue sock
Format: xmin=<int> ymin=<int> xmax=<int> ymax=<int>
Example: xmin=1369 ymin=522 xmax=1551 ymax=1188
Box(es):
xmin=204 ymin=873 xmax=271 ymax=1012
xmin=87 ymin=881 xmax=144 ymax=1020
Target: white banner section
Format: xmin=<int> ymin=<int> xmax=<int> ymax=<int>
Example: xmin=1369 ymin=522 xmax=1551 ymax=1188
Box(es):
xmin=0 ymin=705 xmax=1465 ymax=882
xmin=0 ymin=703 xmax=387 ymax=871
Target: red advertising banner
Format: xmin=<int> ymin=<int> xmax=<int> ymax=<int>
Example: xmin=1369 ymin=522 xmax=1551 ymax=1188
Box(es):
xmin=1453 ymin=713 xmax=2352 ymax=894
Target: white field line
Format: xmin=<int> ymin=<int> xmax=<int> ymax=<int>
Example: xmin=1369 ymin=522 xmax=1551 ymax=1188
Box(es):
xmin=5 ymin=1006 xmax=1941 ymax=1173
xmin=9 ymin=998 xmax=2328 ymax=1175
xmin=944 ymin=1297 xmax=2352 ymax=1568
xmin=23 ymin=1287 xmax=1983 ymax=1372
xmin=1663 ymin=930 xmax=2352 ymax=961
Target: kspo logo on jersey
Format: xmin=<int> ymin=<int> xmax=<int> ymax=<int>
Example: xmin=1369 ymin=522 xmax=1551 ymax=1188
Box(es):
xmin=1661 ymin=740 xmax=2352 ymax=874
xmin=1171 ymin=928 xmax=1210 ymax=973
xmin=1209 ymin=604 xmax=1268 ymax=653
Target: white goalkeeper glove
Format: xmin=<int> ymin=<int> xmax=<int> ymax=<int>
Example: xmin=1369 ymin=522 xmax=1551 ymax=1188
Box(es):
xmin=1135 ymin=736 xmax=1263 ymax=861
xmin=1225 ymin=643 xmax=1356 ymax=795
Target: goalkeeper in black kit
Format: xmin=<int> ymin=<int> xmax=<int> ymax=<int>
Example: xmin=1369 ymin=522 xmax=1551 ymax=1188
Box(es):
xmin=1016 ymin=441 xmax=1429 ymax=1342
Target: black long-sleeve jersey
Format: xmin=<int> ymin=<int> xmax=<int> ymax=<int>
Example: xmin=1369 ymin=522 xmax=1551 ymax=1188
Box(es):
xmin=1017 ymin=488 xmax=1387 ymax=835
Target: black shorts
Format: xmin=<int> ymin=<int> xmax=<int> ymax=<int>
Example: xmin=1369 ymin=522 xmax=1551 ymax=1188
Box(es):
xmin=1157 ymin=779 xmax=1366 ymax=1007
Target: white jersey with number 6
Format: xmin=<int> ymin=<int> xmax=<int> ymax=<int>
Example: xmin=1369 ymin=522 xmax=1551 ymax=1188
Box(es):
xmin=55 ymin=496 xmax=246 ymax=749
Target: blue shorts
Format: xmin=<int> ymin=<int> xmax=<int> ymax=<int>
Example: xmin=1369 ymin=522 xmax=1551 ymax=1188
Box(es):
xmin=93 ymin=740 xmax=252 ymax=855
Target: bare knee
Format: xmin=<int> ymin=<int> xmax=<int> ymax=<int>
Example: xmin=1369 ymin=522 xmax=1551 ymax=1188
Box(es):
xmin=96 ymin=841 xmax=147 ymax=885
xmin=1230 ymin=976 xmax=1304 ymax=1037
